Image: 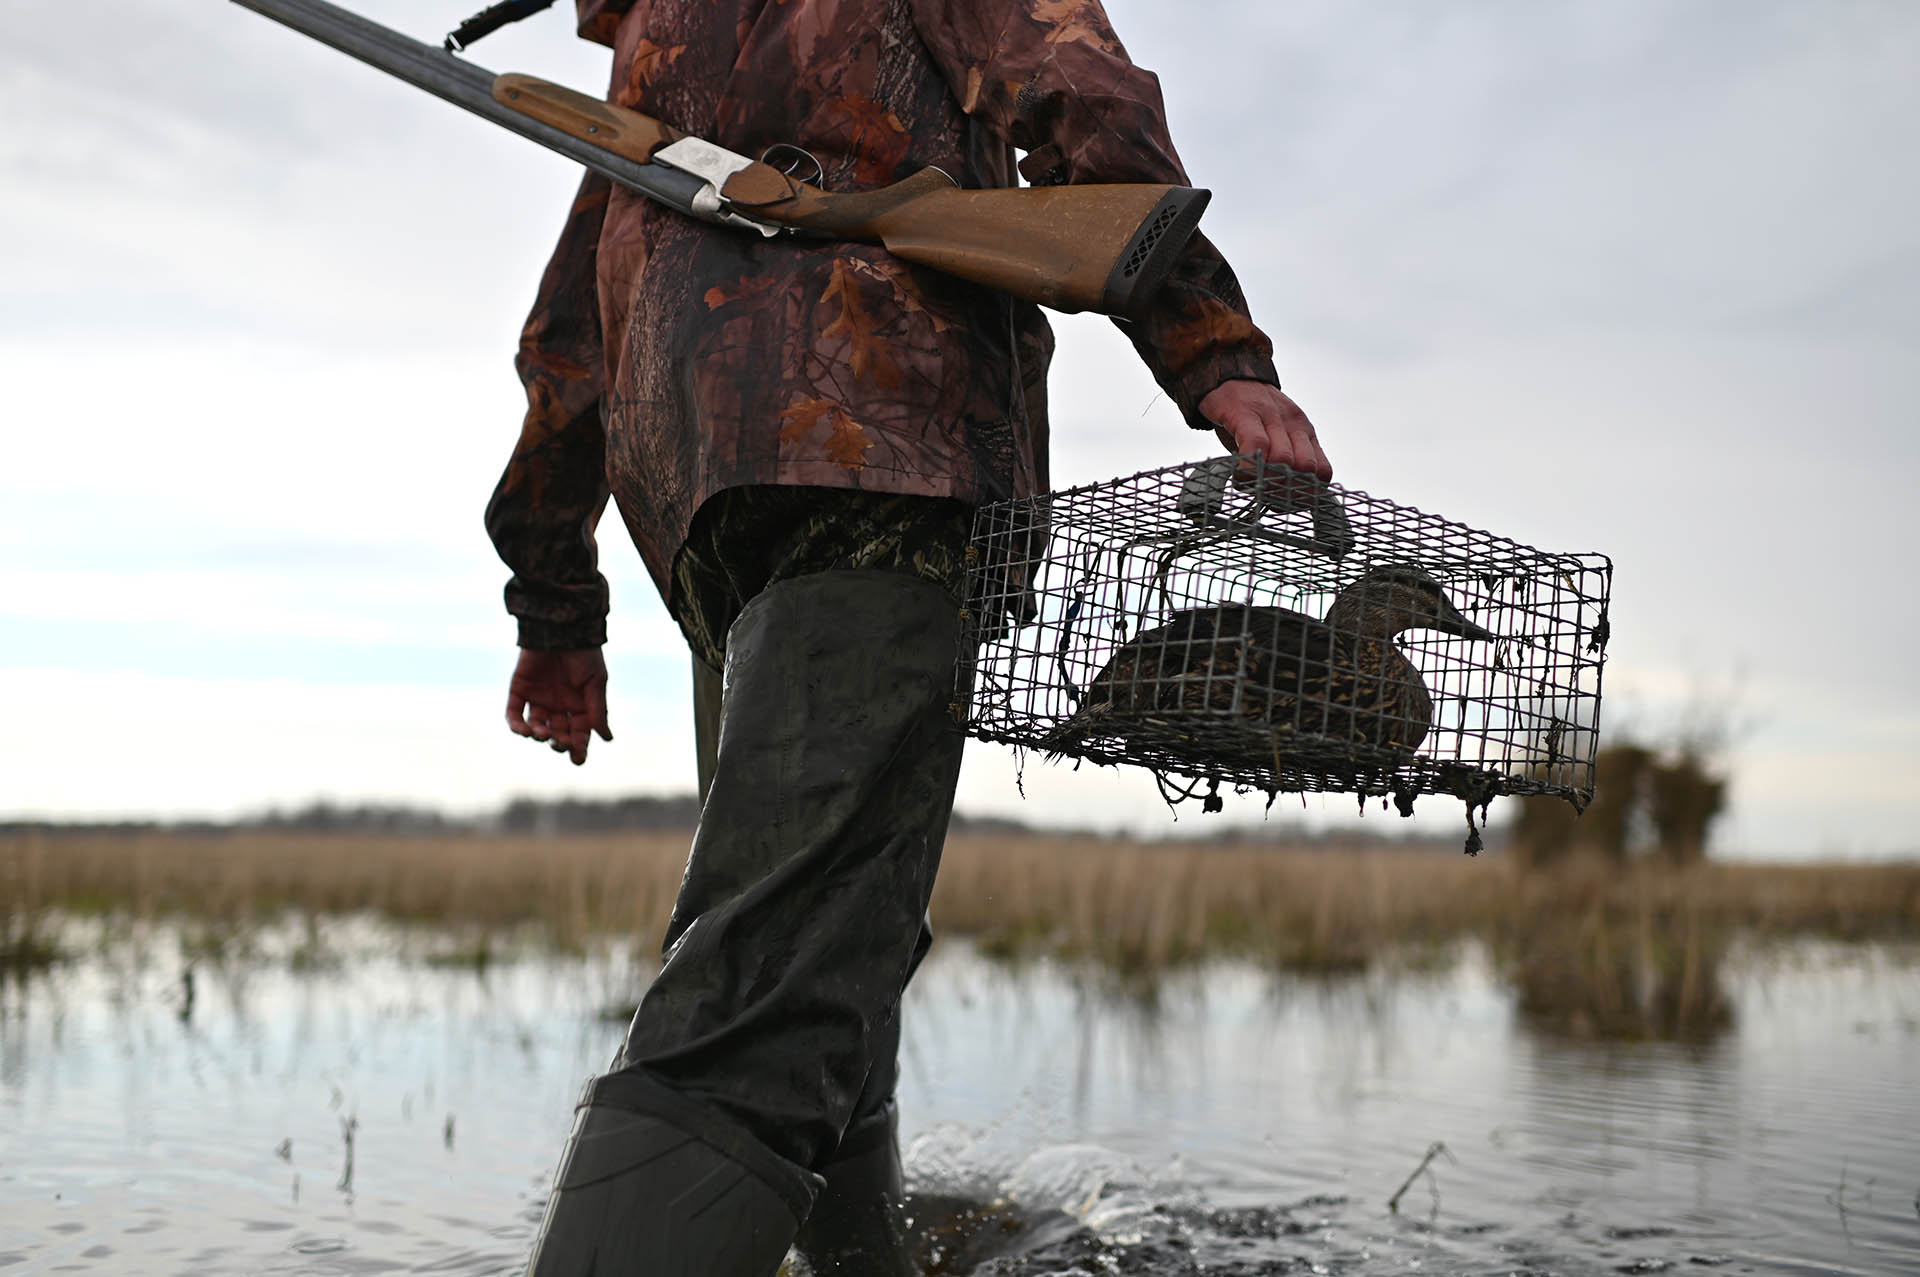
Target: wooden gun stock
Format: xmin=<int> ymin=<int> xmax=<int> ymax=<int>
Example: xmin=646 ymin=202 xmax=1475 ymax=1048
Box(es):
xmin=493 ymin=73 xmax=1208 ymax=318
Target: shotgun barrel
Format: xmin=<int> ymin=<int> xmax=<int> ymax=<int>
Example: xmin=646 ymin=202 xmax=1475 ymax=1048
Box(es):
xmin=228 ymin=0 xmax=726 ymax=226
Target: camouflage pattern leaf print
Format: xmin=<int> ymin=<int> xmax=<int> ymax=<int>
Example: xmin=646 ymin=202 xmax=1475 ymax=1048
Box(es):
xmin=487 ymin=0 xmax=1282 ymax=650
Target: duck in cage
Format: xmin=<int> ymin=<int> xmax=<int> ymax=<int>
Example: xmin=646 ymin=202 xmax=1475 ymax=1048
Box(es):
xmin=960 ymin=456 xmax=1612 ymax=838
xmin=1044 ymin=564 xmax=1496 ymax=755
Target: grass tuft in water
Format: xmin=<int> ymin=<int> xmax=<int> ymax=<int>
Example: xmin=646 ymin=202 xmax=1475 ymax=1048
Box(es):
xmin=0 ymin=918 xmax=62 ymax=974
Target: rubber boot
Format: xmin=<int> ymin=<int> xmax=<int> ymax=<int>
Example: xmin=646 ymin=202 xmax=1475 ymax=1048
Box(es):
xmin=526 ymin=1077 xmax=817 ymax=1277
xmin=793 ymin=1098 xmax=916 ymax=1276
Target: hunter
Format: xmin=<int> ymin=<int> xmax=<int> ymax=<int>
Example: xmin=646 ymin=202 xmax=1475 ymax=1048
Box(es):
xmin=486 ymin=0 xmax=1331 ymax=1271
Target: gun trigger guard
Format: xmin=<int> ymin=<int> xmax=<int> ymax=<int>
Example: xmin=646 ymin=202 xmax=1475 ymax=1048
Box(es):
xmin=760 ymin=143 xmax=824 ymax=188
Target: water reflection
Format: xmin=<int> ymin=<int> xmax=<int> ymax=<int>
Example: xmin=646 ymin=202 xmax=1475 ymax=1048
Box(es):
xmin=1507 ymin=908 xmax=1737 ymax=1041
xmin=1 ymin=921 xmax=1915 ymax=1275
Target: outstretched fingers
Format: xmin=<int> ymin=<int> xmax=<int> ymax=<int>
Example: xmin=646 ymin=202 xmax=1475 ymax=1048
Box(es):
xmin=549 ymin=712 xmax=582 ymax=762
xmin=585 ymin=675 xmax=613 ymax=744
xmin=506 ymin=688 xmax=536 ymax=738
xmin=556 ymin=671 xmax=611 ymax=767
xmin=546 ymin=705 xmax=594 ymax=765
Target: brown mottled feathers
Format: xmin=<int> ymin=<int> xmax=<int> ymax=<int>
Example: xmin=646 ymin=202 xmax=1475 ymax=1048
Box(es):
xmin=1048 ymin=568 xmax=1489 ymax=761
xmin=1058 ymin=604 xmax=1429 ymax=755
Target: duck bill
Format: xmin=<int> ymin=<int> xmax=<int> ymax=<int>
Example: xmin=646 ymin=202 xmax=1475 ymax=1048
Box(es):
xmin=1435 ymin=605 xmax=1495 ymax=643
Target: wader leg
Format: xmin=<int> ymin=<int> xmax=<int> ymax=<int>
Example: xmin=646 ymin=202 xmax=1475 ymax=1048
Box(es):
xmin=528 ymin=569 xmax=964 ymax=1275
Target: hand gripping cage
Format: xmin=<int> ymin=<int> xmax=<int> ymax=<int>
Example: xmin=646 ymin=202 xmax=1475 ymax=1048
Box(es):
xmin=956 ymin=456 xmax=1612 ymax=827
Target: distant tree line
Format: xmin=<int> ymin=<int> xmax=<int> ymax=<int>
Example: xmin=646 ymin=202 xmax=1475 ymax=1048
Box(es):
xmin=496 ymin=795 xmax=703 ymax=834
xmin=3 ymin=795 xmax=1049 ymax=838
xmin=1 ymin=795 xmax=700 ymax=837
xmin=3 ymin=796 xmax=1472 ymax=849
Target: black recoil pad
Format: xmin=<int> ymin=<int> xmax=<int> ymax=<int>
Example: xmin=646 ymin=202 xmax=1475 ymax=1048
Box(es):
xmin=1103 ymin=186 xmax=1211 ymax=320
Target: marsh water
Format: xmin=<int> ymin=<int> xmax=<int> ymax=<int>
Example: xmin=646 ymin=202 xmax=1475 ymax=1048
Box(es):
xmin=2 ymin=920 xmax=1915 ymax=1275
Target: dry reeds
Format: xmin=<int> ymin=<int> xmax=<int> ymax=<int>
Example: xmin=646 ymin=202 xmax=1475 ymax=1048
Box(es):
xmin=0 ymin=827 xmax=693 ymax=956
xmin=932 ymin=834 xmax=1507 ymax=971
xmin=933 ymin=838 xmax=1918 ymax=1037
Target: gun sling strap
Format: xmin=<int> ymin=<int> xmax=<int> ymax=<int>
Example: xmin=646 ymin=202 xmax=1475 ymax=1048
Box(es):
xmin=444 ymin=0 xmax=555 ymax=52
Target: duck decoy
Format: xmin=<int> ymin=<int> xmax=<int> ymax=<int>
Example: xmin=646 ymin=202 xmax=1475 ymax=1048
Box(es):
xmin=1047 ymin=566 xmax=1494 ymax=761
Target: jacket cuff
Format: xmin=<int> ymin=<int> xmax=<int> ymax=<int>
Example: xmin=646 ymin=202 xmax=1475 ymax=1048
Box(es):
xmin=515 ymin=613 xmax=609 ymax=652
xmin=1173 ymin=348 xmax=1282 ymax=431
xmin=506 ymin=577 xmax=610 ymax=651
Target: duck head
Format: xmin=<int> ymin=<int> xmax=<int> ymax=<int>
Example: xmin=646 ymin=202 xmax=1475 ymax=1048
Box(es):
xmin=1324 ymin=566 xmax=1495 ymax=642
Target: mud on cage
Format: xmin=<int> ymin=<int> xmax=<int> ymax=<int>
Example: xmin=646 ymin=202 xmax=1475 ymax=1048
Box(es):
xmin=956 ymin=456 xmax=1612 ymax=830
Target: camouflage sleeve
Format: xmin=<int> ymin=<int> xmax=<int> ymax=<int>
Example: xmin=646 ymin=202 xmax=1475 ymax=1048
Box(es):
xmin=484 ymin=174 xmax=613 ymax=651
xmin=908 ymin=0 xmax=1280 ymax=429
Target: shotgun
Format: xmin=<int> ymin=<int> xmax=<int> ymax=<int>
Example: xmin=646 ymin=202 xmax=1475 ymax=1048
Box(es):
xmin=229 ymin=0 xmax=1211 ymax=318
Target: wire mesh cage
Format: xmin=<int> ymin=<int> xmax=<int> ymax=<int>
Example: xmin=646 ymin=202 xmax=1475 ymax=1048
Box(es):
xmin=958 ymin=456 xmax=1612 ymax=820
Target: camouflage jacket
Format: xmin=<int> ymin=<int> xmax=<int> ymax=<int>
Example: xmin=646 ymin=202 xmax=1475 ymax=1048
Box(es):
xmin=486 ymin=0 xmax=1281 ymax=650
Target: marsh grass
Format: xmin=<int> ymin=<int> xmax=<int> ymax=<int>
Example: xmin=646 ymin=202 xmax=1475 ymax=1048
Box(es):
xmin=934 ymin=834 xmax=1507 ymax=972
xmin=0 ymin=828 xmax=690 ymax=955
xmin=935 ymin=837 xmax=1919 ymax=1036
xmin=4 ymin=828 xmax=1914 ymax=1037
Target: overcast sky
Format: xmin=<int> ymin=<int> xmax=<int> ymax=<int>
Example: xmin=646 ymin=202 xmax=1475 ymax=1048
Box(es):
xmin=3 ymin=0 xmax=1916 ymax=858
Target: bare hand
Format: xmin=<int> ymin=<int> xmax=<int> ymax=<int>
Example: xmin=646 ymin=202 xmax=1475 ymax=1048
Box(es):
xmin=1198 ymin=380 xmax=1333 ymax=482
xmin=505 ymin=648 xmax=612 ymax=766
